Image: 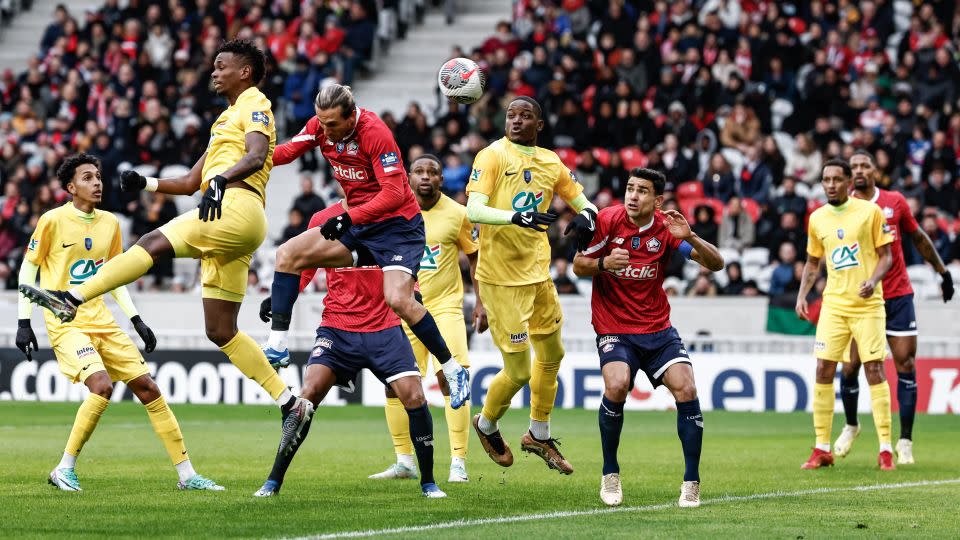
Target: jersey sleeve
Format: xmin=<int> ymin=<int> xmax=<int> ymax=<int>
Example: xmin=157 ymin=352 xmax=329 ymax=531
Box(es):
xmin=108 ymin=218 xmax=123 ymax=259
xmin=465 ymin=147 xmax=502 ymax=197
xmin=896 ymin=193 xmax=920 ymax=235
xmin=239 ymin=97 xmax=275 ymax=139
xmin=581 ymin=209 xmax=611 ymax=259
xmin=24 ymin=213 xmax=52 ymax=265
xmin=555 ymin=166 xmax=584 ymax=202
xmin=274 ymin=116 xmax=323 ymax=166
xmin=872 ymin=205 xmax=894 ymax=248
xmin=455 ymin=211 xmax=479 ymax=255
xmin=806 ymin=217 xmax=824 ymax=258
xmin=346 ymin=125 xmax=408 ymax=224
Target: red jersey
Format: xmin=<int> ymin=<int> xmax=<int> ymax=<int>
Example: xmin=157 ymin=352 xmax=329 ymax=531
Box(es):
xmin=299 ymin=205 xmax=400 ymax=332
xmin=583 ymin=206 xmax=683 ymax=334
xmin=857 ymin=188 xmax=919 ymax=299
xmin=273 ymin=107 xmax=420 ymax=225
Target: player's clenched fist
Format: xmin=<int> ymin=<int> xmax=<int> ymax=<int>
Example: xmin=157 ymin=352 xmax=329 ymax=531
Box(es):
xmin=120 ymin=169 xmax=147 ymax=192
xmin=602 ymin=247 xmax=630 ymax=271
xmin=320 ymin=212 xmax=352 ymax=240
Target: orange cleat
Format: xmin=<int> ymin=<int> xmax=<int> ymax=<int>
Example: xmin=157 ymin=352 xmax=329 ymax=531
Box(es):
xmin=801 ymin=448 xmax=835 ymax=469
xmin=878 ymin=450 xmax=896 ymax=470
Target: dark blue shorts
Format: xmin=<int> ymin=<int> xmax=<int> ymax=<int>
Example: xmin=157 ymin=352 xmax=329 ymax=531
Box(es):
xmin=307 ymin=326 xmax=420 ymax=391
xmin=597 ymin=327 xmax=691 ymax=389
xmin=885 ymin=293 xmax=918 ymax=336
xmin=339 ymin=214 xmax=425 ymax=278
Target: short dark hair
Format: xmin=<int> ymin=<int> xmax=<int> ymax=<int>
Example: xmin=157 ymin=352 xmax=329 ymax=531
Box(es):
xmin=411 ymin=153 xmax=443 ymax=169
xmin=821 ymin=158 xmax=851 ymax=178
xmin=509 ymin=96 xmax=543 ymax=119
xmin=850 ymin=148 xmax=876 ymax=167
xmin=57 ymin=153 xmax=100 ymax=185
xmin=216 ymin=39 xmax=266 ymax=84
xmin=628 ymin=167 xmax=667 ymax=195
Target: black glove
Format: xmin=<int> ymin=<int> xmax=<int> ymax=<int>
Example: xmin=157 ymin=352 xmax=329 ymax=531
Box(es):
xmin=941 ymin=270 xmax=954 ymax=303
xmin=511 ymin=210 xmax=557 ymax=232
xmin=15 ymin=319 xmax=38 ymax=361
xmin=131 ymin=315 xmax=157 ymax=353
xmin=259 ymin=296 xmax=273 ymax=322
xmin=198 ymin=175 xmax=228 ymax=222
xmin=320 ymin=212 xmax=352 ymax=240
xmin=119 ymin=169 xmax=147 ymax=192
xmin=563 ymin=208 xmax=598 ymax=251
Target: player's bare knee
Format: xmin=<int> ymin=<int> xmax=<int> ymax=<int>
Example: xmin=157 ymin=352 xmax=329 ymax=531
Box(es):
xmin=275 ymin=242 xmax=301 ymax=272
xmin=129 ymin=376 xmax=161 ymax=403
xmin=895 ymin=355 xmax=915 ymax=373
xmin=88 ymin=380 xmax=113 ymax=399
xmin=605 ymin=379 xmax=630 ymax=402
xmin=864 ymin=362 xmax=886 ymax=385
xmin=672 ymin=383 xmax=698 ymax=403
xmin=395 ymin=381 xmax=426 ymax=409
xmin=205 ymin=327 xmax=236 ymax=348
xmin=385 ymin=386 xmax=398 ymax=399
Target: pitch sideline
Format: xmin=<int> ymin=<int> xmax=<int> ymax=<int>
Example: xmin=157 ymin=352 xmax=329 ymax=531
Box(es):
xmin=280 ymin=478 xmax=960 ymax=540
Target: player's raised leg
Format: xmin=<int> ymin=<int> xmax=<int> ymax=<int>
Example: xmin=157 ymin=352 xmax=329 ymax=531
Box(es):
xmin=661 ymin=363 xmax=703 ymax=508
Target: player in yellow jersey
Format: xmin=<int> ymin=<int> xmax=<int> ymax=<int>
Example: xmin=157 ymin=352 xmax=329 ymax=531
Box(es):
xmin=795 ymin=159 xmax=895 ymax=470
xmin=20 ymin=40 xmax=314 ymax=455
xmin=16 ymin=154 xmax=222 ymax=491
xmin=369 ymin=154 xmax=488 ymax=483
xmin=466 ymin=97 xmax=598 ymax=474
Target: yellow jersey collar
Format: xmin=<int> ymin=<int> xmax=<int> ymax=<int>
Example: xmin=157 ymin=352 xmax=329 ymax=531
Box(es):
xmin=829 ymin=199 xmax=851 ymax=213
xmin=507 ymin=138 xmax=536 ymax=155
xmin=71 ymin=203 xmax=96 ymax=224
xmin=236 ymin=86 xmax=260 ymax=103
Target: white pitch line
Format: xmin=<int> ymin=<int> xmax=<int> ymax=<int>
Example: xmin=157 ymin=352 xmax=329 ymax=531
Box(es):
xmin=280 ymin=478 xmax=960 ymax=540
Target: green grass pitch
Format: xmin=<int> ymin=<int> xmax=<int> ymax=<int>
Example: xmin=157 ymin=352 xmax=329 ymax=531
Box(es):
xmin=2 ymin=402 xmax=958 ymax=539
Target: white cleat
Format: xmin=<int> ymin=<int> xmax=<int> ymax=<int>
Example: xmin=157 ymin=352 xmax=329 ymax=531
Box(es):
xmin=834 ymin=424 xmax=861 ymax=458
xmin=448 ymin=461 xmax=468 ymax=483
xmin=895 ymin=438 xmax=915 ymax=464
xmin=368 ymin=463 xmax=418 ymax=480
xmin=600 ymin=473 xmax=622 ymax=507
xmin=48 ymin=468 xmax=81 ymax=491
xmin=678 ymin=481 xmax=700 ymax=508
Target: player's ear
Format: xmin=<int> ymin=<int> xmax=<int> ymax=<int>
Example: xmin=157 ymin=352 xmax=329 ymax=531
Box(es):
xmin=655 ymin=195 xmax=664 ymax=208
xmin=536 ymin=118 xmax=544 ymax=132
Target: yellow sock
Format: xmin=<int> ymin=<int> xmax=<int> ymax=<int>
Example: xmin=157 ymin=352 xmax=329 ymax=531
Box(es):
xmin=144 ymin=396 xmax=188 ymax=465
xmin=444 ymin=395 xmax=469 ymax=458
xmin=65 ymin=394 xmax=110 ymax=456
xmin=869 ymin=381 xmax=892 ymax=446
xmin=220 ymin=331 xmax=287 ymax=400
xmin=385 ymin=397 xmax=413 ymax=455
xmin=75 ymin=245 xmax=153 ymax=301
xmin=530 ymin=331 xmax=564 ymax=422
xmin=481 ymin=349 xmax=530 ymax=422
xmin=813 ymin=383 xmax=835 ymax=446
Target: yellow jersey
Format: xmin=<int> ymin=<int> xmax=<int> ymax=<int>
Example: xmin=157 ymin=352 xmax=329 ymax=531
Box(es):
xmin=807 ymin=197 xmax=893 ymax=316
xmin=202 ymin=86 xmax=276 ymax=204
xmin=418 ymin=194 xmax=478 ymax=314
xmin=466 ymin=137 xmax=583 ymax=286
xmin=25 ymin=204 xmax=123 ymax=339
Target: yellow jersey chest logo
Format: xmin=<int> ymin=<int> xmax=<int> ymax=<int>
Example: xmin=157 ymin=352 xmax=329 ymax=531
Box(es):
xmin=421 ymin=244 xmax=442 ymax=271
xmin=69 ymin=257 xmax=105 ymax=285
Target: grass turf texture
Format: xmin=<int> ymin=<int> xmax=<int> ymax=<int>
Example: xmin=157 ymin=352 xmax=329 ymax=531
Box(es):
xmin=2 ymin=402 xmax=958 ymax=539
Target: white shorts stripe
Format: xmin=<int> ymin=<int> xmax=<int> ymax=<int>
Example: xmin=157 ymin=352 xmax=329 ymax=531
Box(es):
xmin=653 ymin=357 xmax=690 ymax=380
xmin=381 ymin=265 xmax=413 ymax=275
xmin=384 ymin=370 xmax=421 ymax=383
xmin=886 ymin=330 xmax=919 ymax=337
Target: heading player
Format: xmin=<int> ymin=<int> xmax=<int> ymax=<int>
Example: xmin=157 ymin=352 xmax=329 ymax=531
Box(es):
xmin=255 ymin=202 xmax=445 ymax=499
xmin=835 ymin=150 xmax=954 ymax=464
xmin=573 ymin=168 xmax=723 ymax=508
xmin=467 ymin=96 xmax=597 ymax=474
xmin=17 ymin=153 xmax=221 ymax=491
xmin=796 ymin=159 xmax=895 ymax=470
xmin=261 ymin=85 xmax=471 ymax=415
xmin=20 ymin=40 xmax=314 ymax=455
xmin=370 ymin=154 xmax=486 ymax=483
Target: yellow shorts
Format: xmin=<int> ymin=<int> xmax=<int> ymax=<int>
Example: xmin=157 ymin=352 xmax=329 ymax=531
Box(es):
xmin=479 ymin=279 xmax=563 ymax=353
xmin=815 ymin=306 xmax=886 ymax=362
xmin=159 ymin=188 xmax=267 ymax=302
xmin=403 ymin=310 xmax=469 ymax=376
xmin=51 ymin=328 xmax=150 ymax=384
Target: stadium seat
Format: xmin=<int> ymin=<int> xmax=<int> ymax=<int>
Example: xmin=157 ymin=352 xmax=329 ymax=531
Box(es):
xmin=591 ymin=147 xmax=611 ymax=167
xmin=676 ymin=181 xmax=704 ymax=201
xmin=754 ymin=265 xmax=775 ymax=294
xmin=554 ymin=147 xmax=579 ymax=170
xmin=741 ymin=198 xmax=761 ymax=223
xmin=718 ymin=248 xmax=741 ymax=265
xmin=680 ymin=197 xmax=724 ymax=225
xmin=741 ymin=247 xmax=770 ymax=267
xmin=619 ymin=146 xmax=647 ymax=170
xmin=907 ymin=264 xmax=938 ymax=299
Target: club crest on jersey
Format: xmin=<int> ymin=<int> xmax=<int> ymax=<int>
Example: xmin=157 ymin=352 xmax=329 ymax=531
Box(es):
xmin=523 ymin=170 xmax=532 ymax=184
xmin=336 ymin=142 xmax=345 ymax=153
xmin=85 ymin=237 xmax=92 ymax=250
xmin=646 ymin=237 xmax=661 ymax=252
xmin=883 ymin=206 xmax=894 ymax=219
xmin=830 ymin=243 xmax=860 ymax=271
xmin=512 ymin=191 xmax=544 ymax=212
xmin=251 ymin=111 xmax=270 ymax=127
xmin=346 ymin=141 xmax=359 ymax=155
xmin=311 ymin=337 xmax=333 ymax=358
xmin=837 ymin=228 xmax=844 ymax=239
xmin=632 ymin=237 xmax=641 ymax=249
xmin=69 ymin=258 xmax=105 ymax=285
xmin=420 ymin=244 xmax=441 ymax=271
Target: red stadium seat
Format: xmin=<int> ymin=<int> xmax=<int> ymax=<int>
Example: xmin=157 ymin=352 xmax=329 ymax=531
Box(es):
xmin=681 ymin=197 xmax=724 ymax=224
xmin=554 ymin=147 xmax=579 ymax=170
xmin=591 ymin=147 xmax=611 ymax=167
xmin=741 ymin=197 xmax=760 ymax=223
xmin=619 ymin=146 xmax=647 ymax=170
xmin=676 ymin=181 xmax=704 ymax=201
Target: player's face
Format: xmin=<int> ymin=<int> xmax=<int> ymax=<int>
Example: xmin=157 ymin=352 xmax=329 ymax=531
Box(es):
xmin=69 ymin=164 xmax=102 ymax=205
xmin=850 ymin=154 xmax=876 ymax=190
xmin=624 ymin=177 xmax=660 ymax=220
xmin=211 ymin=52 xmax=248 ymax=95
xmin=316 ymin=106 xmax=357 ymax=142
xmin=505 ymin=101 xmax=543 ymax=146
xmin=821 ymin=165 xmax=851 ymax=206
xmin=410 ymin=159 xmax=442 ymax=198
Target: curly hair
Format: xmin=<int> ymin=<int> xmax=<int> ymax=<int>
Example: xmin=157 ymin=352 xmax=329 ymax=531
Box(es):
xmin=57 ymin=153 xmax=101 ymax=185
xmin=216 ymin=39 xmax=266 ymax=84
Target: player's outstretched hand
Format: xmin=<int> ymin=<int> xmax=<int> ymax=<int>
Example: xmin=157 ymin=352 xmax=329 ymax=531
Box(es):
xmin=511 ymin=210 xmax=557 ymax=232
xmin=563 ymin=208 xmax=597 ymax=251
xmin=941 ymin=270 xmax=954 ymax=302
xmin=662 ymin=209 xmax=693 ymax=239
xmin=259 ymin=296 xmax=272 ymax=322
xmin=15 ymin=319 xmax=38 ymax=361
xmin=320 ymin=212 xmax=352 ymax=240
xmin=120 ymin=170 xmax=147 ymax=192
xmin=795 ymin=296 xmax=809 ymax=320
xmin=198 ymin=175 xmax=227 ymax=222
xmin=131 ymin=315 xmax=157 ymax=353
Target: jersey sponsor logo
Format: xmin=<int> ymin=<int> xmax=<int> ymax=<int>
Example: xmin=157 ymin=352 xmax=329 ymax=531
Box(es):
xmin=311 ymin=337 xmax=333 ymax=358
xmin=85 ymin=238 xmax=92 ymax=250
xmin=331 ymin=163 xmax=367 ymax=181
xmin=510 ymin=331 xmax=529 ymax=344
xmin=420 ymin=244 xmax=441 ymax=271
xmin=646 ymin=237 xmax=661 ymax=252
xmin=251 ymin=111 xmax=270 ymax=127
xmin=610 ymin=264 xmax=658 ymax=280
xmin=379 ymin=152 xmax=400 ymax=174
xmin=76 ymin=345 xmax=96 ymax=359
xmin=523 ymin=170 xmax=532 ymax=184
xmin=68 ymin=258 xmax=105 ymax=285
xmin=511 ymin=191 xmax=544 ymax=212
xmin=471 ymin=168 xmax=482 ymax=181
xmin=814 ymin=341 xmax=826 ymax=351
xmin=28 ymin=239 xmax=38 ymax=251
xmin=598 ymin=335 xmax=620 ymax=347
xmin=829 ymin=243 xmax=860 ymax=271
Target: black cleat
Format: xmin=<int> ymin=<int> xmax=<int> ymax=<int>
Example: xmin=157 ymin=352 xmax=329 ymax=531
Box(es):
xmin=19 ymin=285 xmax=79 ymax=323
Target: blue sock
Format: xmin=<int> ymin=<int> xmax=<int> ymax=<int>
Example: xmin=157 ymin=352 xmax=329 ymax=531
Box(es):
xmin=409 ymin=311 xmax=452 ymax=364
xmin=268 ymin=415 xmax=313 ymax=485
xmin=406 ymin=404 xmax=435 ymax=485
xmin=840 ymin=374 xmax=860 ymax=426
xmin=270 ymin=272 xmax=301 ymax=331
xmin=897 ymin=371 xmax=917 ymax=440
xmin=676 ymin=399 xmax=703 ymax=482
xmin=599 ymin=396 xmax=624 ymax=475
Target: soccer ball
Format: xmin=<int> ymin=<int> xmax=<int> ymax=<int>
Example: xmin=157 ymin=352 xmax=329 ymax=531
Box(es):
xmin=437 ymin=57 xmax=486 ymax=104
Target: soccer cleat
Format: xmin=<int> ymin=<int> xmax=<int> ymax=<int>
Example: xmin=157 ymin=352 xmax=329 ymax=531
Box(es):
xmin=878 ymin=450 xmax=896 ymax=470
xmin=678 ymin=481 xmax=701 ymax=508
xmin=444 ymin=363 xmax=471 ymax=409
xmin=472 ymin=414 xmax=513 ymax=467
xmin=801 ymin=448 xmax=835 ymax=469
xmin=421 ymin=482 xmax=447 ymax=498
xmin=520 ymin=431 xmax=574 ymax=475
xmin=20 ymin=285 xmax=78 ymax=323
xmin=368 ymin=463 xmax=418 ymax=480
xmin=177 ymin=474 xmax=225 ymax=491
xmin=895 ymin=439 xmax=915 ymax=464
xmin=278 ymin=397 xmax=314 ymax=456
xmin=448 ymin=461 xmax=468 ymax=483
xmin=600 ymin=473 xmax=622 ymax=506
xmin=261 ymin=345 xmax=291 ymax=370
xmin=833 ymin=424 xmax=861 ymax=458
xmin=254 ymin=479 xmax=280 ymax=497
xmin=48 ymin=468 xmax=81 ymax=491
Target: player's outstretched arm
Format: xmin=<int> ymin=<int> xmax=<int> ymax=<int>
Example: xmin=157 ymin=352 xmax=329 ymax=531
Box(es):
xmin=662 ymin=209 xmax=724 ymax=272
xmin=908 ymin=228 xmax=954 ymax=302
xmin=466 ymin=192 xmax=557 ymax=231
xmin=795 ymin=255 xmax=822 ymax=320
xmin=121 ymin=152 xmax=207 ymax=195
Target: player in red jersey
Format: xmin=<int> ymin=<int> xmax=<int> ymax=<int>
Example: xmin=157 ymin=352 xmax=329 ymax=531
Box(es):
xmin=573 ymin=168 xmax=723 ymax=509
xmin=261 ymin=84 xmax=470 ymax=411
xmin=253 ymin=201 xmax=446 ymax=499
xmin=834 ymin=150 xmax=954 ymax=464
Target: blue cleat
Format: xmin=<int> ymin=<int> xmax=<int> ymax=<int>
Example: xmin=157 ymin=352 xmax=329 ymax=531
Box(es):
xmin=443 ymin=363 xmax=471 ymax=409
xmin=254 ymin=479 xmax=281 ymax=497
xmin=262 ymin=345 xmax=291 ymax=370
xmin=421 ymin=482 xmax=447 ymax=498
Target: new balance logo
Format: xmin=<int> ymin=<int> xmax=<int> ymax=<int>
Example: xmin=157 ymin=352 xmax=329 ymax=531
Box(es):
xmin=391 ymin=255 xmax=403 ymax=262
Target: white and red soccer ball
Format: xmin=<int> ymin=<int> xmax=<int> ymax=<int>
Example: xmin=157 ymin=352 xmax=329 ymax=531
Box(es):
xmin=437 ymin=57 xmax=486 ymax=104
